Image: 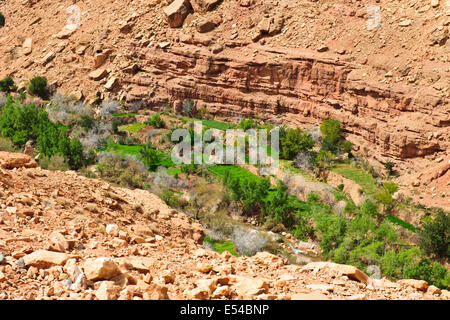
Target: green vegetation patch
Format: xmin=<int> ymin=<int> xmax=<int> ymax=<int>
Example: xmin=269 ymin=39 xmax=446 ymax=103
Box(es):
xmin=386 ymin=215 xmax=416 ymax=232
xmin=118 ymin=123 xmax=146 ymax=133
xmin=111 ymin=112 xmax=139 ymax=117
xmin=203 ymin=236 xmax=240 ymax=257
xmin=208 ymin=165 xmax=262 ymax=183
xmin=331 ymin=163 xmax=379 ymax=195
xmin=109 ymin=143 xmax=174 ymax=169
xmin=181 ymin=117 xmax=236 ymax=130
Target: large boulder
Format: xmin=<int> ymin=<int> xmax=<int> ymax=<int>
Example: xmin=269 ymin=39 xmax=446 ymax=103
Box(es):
xmin=0 ymin=151 xmax=38 ymax=169
xmin=397 ymin=279 xmax=429 ymax=292
xmin=163 ymin=0 xmax=192 ymax=28
xmin=83 ymin=257 xmax=122 ymax=281
xmin=233 ymin=277 xmax=269 ymax=297
xmin=303 ymin=262 xmax=369 ymax=284
xmin=23 ymin=250 xmax=69 ymax=269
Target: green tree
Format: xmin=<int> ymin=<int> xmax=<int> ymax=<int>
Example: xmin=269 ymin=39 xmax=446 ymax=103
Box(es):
xmin=0 ymin=12 xmax=5 ymax=28
xmin=320 ymin=118 xmax=353 ymax=155
xmin=280 ymin=128 xmax=314 ymax=160
xmin=264 ymin=181 xmax=296 ymax=226
xmin=314 ymin=210 xmax=347 ymax=257
xmin=419 ymin=211 xmax=449 ymax=259
xmin=320 ymin=119 xmax=342 ymax=153
xmin=140 ymin=145 xmax=160 ymax=171
xmin=68 ymin=138 xmax=84 ymax=169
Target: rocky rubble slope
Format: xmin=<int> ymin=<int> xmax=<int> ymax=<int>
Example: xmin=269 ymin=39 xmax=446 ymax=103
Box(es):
xmin=0 ymin=151 xmax=448 ymax=300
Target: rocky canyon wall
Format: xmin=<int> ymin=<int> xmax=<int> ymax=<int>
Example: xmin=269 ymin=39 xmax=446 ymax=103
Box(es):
xmin=125 ymin=43 xmax=449 ymax=162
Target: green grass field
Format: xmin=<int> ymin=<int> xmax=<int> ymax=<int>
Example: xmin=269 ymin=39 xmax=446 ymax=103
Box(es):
xmin=109 ymin=144 xmax=175 ymax=168
xmin=181 ymin=117 xmax=236 ymax=130
xmin=111 ymin=144 xmax=143 ymax=156
xmin=118 ymin=123 xmax=146 ymax=133
xmin=279 ymin=160 xmax=316 ymax=182
xmin=111 ymin=113 xmax=139 ymax=117
xmin=331 ymin=163 xmax=379 ymax=195
xmin=203 ymin=236 xmax=240 ymax=257
xmin=208 ymin=164 xmax=261 ymax=183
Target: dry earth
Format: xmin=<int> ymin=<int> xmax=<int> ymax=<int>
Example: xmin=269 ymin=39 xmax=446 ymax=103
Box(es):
xmin=0 ymin=151 xmax=448 ymax=300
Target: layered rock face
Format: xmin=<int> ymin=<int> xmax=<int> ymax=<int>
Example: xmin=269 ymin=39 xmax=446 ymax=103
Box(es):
xmin=126 ymin=43 xmax=449 ymax=162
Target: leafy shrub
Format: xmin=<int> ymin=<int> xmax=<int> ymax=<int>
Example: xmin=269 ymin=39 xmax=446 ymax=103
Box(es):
xmin=147 ymin=112 xmax=165 ymax=128
xmin=237 ymin=118 xmax=255 ymax=131
xmin=160 ymin=189 xmax=186 ymax=209
xmin=180 ymin=163 xmax=201 ymax=175
xmin=0 ymin=12 xmax=5 ymax=28
xmin=28 ymin=76 xmax=49 ymax=99
xmin=78 ymin=114 xmax=94 ymax=131
xmin=307 ymin=192 xmax=321 ymax=203
xmin=0 ymin=97 xmax=85 ymax=169
xmin=0 ymin=77 xmax=16 ymax=93
xmin=385 ymin=161 xmax=395 ymax=176
xmin=320 ymin=118 xmax=353 ymax=155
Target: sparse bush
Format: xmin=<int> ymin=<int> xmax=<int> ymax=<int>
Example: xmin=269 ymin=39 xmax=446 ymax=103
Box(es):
xmin=0 ymin=13 xmax=5 ymax=28
xmin=152 ymin=166 xmax=187 ymax=189
xmin=182 ymin=99 xmax=194 ymax=116
xmin=0 ymin=93 xmax=6 ymax=108
xmin=99 ymin=100 xmax=120 ymax=118
xmin=38 ymin=154 xmax=70 ymax=171
xmin=78 ymin=122 xmax=113 ymax=151
xmin=293 ymin=150 xmax=315 ymax=171
xmin=231 ymin=227 xmax=272 ymax=257
xmin=28 ymin=76 xmax=49 ymax=99
xmin=0 ymin=137 xmax=15 ymax=152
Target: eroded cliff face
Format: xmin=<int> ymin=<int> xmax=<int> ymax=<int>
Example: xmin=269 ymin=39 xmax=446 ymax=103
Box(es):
xmin=1 ymin=0 xmax=448 ymax=168
xmin=125 ymin=43 xmax=449 ymax=162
